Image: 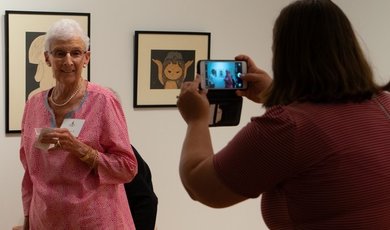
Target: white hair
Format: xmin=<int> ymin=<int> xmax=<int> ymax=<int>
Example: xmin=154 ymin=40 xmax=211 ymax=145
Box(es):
xmin=44 ymin=18 xmax=90 ymax=51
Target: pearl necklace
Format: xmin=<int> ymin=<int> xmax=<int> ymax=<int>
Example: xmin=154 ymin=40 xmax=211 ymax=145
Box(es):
xmin=50 ymin=83 xmax=83 ymax=107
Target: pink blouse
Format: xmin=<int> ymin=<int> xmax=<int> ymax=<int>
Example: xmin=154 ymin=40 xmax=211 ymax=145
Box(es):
xmin=20 ymin=82 xmax=137 ymax=229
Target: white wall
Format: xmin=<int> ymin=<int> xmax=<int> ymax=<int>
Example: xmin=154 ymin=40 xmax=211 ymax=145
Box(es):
xmin=0 ymin=0 xmax=389 ymax=229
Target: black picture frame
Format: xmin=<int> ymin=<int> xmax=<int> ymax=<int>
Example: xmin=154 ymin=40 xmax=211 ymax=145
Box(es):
xmin=133 ymin=31 xmax=210 ymax=108
xmin=4 ymin=10 xmax=91 ymax=133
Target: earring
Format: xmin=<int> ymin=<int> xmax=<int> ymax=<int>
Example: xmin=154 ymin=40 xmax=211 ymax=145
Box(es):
xmin=83 ymin=64 xmax=87 ymax=68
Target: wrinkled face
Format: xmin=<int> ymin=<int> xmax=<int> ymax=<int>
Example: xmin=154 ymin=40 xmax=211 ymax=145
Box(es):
xmin=45 ymin=37 xmax=90 ymax=85
xmin=164 ymin=63 xmax=183 ymax=80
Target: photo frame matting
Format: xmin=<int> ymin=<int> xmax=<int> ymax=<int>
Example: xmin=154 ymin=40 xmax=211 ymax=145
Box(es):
xmin=133 ymin=31 xmax=210 ymax=108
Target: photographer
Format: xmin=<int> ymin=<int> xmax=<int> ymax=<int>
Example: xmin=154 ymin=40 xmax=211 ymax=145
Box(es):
xmin=176 ymin=0 xmax=390 ymax=228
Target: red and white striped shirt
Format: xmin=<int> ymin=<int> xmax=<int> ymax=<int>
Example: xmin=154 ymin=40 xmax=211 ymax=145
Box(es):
xmin=214 ymin=91 xmax=390 ymax=229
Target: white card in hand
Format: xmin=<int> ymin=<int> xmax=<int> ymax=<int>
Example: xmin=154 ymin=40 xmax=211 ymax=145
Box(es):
xmin=34 ymin=127 xmax=55 ymax=151
xmin=61 ymin=119 xmax=85 ymax=137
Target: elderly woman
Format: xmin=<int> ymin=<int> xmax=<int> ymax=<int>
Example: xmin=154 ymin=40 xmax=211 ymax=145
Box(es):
xmin=20 ymin=19 xmax=137 ymax=229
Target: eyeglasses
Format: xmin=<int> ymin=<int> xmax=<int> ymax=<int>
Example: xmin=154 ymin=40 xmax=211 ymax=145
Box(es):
xmin=49 ymin=49 xmax=87 ymax=59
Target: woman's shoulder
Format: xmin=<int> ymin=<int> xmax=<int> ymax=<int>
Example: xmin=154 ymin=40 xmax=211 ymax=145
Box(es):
xmin=26 ymin=89 xmax=49 ymax=105
xmin=261 ymin=104 xmax=305 ymax=119
xmin=86 ymin=81 xmax=120 ymax=104
xmin=252 ymin=103 xmax=329 ymax=126
xmin=250 ymin=105 xmax=296 ymax=128
xmin=87 ymin=81 xmax=108 ymax=93
xmin=87 ymin=82 xmax=116 ymax=97
xmin=375 ymin=90 xmax=390 ymax=107
xmin=378 ymin=90 xmax=390 ymax=98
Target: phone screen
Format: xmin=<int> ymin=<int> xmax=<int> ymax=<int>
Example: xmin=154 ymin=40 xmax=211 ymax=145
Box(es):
xmin=203 ymin=61 xmax=246 ymax=89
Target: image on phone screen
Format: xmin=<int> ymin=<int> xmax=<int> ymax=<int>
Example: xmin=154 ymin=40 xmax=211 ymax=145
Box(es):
xmin=204 ymin=61 xmax=246 ymax=89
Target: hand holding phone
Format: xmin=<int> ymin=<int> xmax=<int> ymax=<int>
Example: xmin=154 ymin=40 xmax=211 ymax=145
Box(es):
xmin=197 ymin=60 xmax=247 ymax=90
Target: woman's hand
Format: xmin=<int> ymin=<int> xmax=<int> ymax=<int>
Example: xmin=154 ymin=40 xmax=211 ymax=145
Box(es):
xmin=176 ymin=76 xmax=210 ymax=126
xmin=40 ymin=128 xmax=90 ymax=157
xmin=235 ymin=55 xmax=273 ymax=104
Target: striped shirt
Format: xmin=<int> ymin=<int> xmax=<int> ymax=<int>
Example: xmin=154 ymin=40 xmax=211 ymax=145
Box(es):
xmin=214 ymin=91 xmax=390 ymax=229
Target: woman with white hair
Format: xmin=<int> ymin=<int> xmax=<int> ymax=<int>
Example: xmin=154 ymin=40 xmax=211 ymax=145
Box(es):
xmin=19 ymin=19 xmax=137 ymax=229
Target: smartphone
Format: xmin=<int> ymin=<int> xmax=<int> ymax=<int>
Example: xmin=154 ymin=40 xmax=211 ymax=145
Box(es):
xmin=198 ymin=60 xmax=247 ymax=90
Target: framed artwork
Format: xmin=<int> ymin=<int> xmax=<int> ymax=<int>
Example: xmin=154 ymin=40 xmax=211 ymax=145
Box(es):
xmin=5 ymin=11 xmax=90 ymax=133
xmin=133 ymin=31 xmax=210 ymax=107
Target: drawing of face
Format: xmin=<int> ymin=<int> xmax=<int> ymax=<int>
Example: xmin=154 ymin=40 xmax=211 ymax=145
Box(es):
xmin=27 ymin=34 xmax=55 ymax=99
xmin=164 ymin=62 xmax=183 ymax=81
